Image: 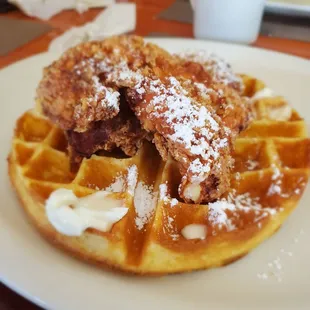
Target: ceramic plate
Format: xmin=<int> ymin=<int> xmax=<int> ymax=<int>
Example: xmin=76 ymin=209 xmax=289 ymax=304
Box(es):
xmin=1 ymin=38 xmax=310 ymax=310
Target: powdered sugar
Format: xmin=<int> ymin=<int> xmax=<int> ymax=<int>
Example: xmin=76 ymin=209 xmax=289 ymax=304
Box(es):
xmin=208 ymin=190 xmax=277 ymax=233
xmin=103 ymin=86 xmax=120 ymax=109
xmin=246 ymin=159 xmax=259 ymax=170
xmin=159 ymin=183 xmax=168 ymax=201
xmin=235 ymin=172 xmax=241 ymax=180
xmin=145 ymin=76 xmax=229 ymax=184
xmin=257 ymin=256 xmax=283 ymax=282
xmin=104 ymin=165 xmax=137 ymax=195
xmin=194 ymin=82 xmax=214 ymax=100
xmin=162 ymin=212 xmax=179 ymax=241
xmin=179 ymin=50 xmax=243 ymax=90
xmin=102 ymin=165 xmax=158 ymax=229
xmin=208 ymin=200 xmax=236 ymax=231
xmin=188 ymin=159 xmax=211 ymax=183
xmin=271 ymin=165 xmax=281 ymax=180
xmin=95 ymin=55 xmax=230 ymax=187
xmin=171 ymin=198 xmax=178 ymax=207
xmin=127 ymin=165 xmax=138 ymax=195
xmin=257 ymin=229 xmax=304 ymax=282
xmin=159 ymin=183 xmax=178 ymax=207
xmin=104 ymin=176 xmax=125 ymax=193
xmin=134 ymin=182 xmax=157 ymax=230
xmin=73 ymin=59 xmax=120 ymax=112
xmin=98 ymin=60 xmax=144 ymax=88
xmin=267 ymin=164 xmax=282 ymax=196
xmin=268 ymin=183 xmax=282 ymax=196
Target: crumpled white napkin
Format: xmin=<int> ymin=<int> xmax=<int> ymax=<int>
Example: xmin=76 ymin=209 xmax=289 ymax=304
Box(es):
xmin=9 ymin=0 xmax=116 ymax=20
xmin=48 ymin=3 xmax=136 ymax=53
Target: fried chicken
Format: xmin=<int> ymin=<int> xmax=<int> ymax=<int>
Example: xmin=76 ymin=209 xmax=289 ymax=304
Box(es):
xmin=176 ymin=54 xmax=251 ymax=136
xmin=37 ymin=35 xmax=251 ymax=204
xmin=37 ymin=35 xmax=163 ymax=132
xmin=125 ymin=76 xmax=234 ymax=203
xmin=37 ymin=35 xmax=174 ymax=165
xmin=177 ymin=51 xmax=244 ymax=92
xmin=67 ymin=89 xmax=149 ymax=168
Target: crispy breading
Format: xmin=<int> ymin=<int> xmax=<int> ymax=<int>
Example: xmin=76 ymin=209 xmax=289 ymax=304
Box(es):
xmin=67 ymin=89 xmax=149 ymax=169
xmin=176 ymin=57 xmax=251 ymax=136
xmin=36 ymin=35 xmax=176 ymax=167
xmin=37 ymin=35 xmax=175 ymax=132
xmin=125 ymin=76 xmax=233 ymax=203
xmin=37 ymin=35 xmax=251 ymax=203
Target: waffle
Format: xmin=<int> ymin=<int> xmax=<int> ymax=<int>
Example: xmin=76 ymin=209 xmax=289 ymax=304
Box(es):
xmin=8 ymin=73 xmax=310 ymax=275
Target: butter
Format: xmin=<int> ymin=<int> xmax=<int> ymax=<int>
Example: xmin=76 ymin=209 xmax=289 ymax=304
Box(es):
xmin=181 ymin=224 xmax=207 ymax=240
xmin=46 ymin=189 xmax=128 ymax=236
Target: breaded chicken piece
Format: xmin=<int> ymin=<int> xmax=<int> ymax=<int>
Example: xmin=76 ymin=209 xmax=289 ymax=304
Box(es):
xmin=176 ymin=56 xmax=251 ymax=136
xmin=37 ymin=35 xmax=176 ymax=132
xmin=37 ymin=35 xmax=250 ymax=203
xmin=177 ymin=51 xmax=244 ymax=92
xmin=36 ymin=35 xmax=174 ymax=165
xmin=67 ymin=89 xmax=149 ymax=169
xmin=102 ymin=49 xmax=249 ymax=203
xmin=125 ymin=75 xmax=233 ymax=204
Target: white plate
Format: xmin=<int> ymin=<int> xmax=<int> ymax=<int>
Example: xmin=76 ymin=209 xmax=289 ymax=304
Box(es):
xmin=1 ymin=38 xmax=310 ymax=310
xmin=266 ymin=0 xmax=310 ymax=17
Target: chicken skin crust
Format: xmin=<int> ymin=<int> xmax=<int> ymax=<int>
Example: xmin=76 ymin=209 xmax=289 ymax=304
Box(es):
xmin=37 ymin=35 xmax=251 ymax=203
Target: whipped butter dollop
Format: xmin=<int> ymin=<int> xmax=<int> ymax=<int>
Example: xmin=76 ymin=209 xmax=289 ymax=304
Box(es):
xmin=250 ymin=87 xmax=292 ymax=121
xmin=251 ymin=87 xmax=275 ymax=101
xmin=268 ymin=104 xmax=292 ymax=121
xmin=46 ymin=189 xmax=128 ymax=236
xmin=181 ymin=224 xmax=207 ymax=240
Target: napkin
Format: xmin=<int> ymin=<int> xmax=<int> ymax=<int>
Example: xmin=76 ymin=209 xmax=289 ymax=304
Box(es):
xmin=8 ymin=0 xmax=116 ymax=20
xmin=48 ymin=3 xmax=136 ymax=52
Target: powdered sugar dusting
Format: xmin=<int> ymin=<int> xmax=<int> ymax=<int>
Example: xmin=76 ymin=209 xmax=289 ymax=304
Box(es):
xmin=73 ymin=59 xmax=120 ymax=112
xmin=171 ymin=198 xmax=178 ymax=207
xmin=91 ymin=76 xmax=120 ymax=110
xmin=246 ymin=159 xmax=259 ymax=170
xmin=134 ymin=182 xmax=157 ymax=230
xmin=267 ymin=164 xmax=282 ymax=196
xmin=104 ymin=165 xmax=137 ymax=195
xmin=127 ymin=165 xmax=138 ymax=196
xmin=100 ymin=165 xmax=158 ymax=229
xmin=145 ymin=76 xmax=229 ymax=184
xmin=99 ymin=60 xmax=144 ymax=88
xmin=96 ymin=56 xmax=230 ymax=188
xmin=208 ymin=190 xmax=277 ymax=233
xmin=163 ymin=212 xmax=179 ymax=241
xmin=179 ymin=50 xmax=243 ymax=90
xmin=257 ymin=229 xmax=304 ymax=282
xmin=208 ymin=200 xmax=236 ymax=231
xmin=104 ymin=176 xmax=125 ymax=193
xmin=194 ymin=82 xmax=214 ymax=100
xmin=159 ymin=183 xmax=168 ymax=201
xmin=159 ymin=183 xmax=179 ymax=207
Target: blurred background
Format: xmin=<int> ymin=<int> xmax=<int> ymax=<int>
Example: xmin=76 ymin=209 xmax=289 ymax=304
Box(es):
xmin=0 ymin=0 xmax=309 ymax=67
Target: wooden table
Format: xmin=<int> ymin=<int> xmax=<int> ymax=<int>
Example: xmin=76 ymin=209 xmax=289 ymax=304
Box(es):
xmin=1 ymin=0 xmax=310 ymax=309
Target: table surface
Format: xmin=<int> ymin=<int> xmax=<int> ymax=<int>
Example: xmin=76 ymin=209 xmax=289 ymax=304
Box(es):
xmin=1 ymin=0 xmax=310 ymax=308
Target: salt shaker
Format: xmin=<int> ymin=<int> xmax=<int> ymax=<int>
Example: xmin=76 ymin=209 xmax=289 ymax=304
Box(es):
xmin=191 ymin=0 xmax=266 ymax=44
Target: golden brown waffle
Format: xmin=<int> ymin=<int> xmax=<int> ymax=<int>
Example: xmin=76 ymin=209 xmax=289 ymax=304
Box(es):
xmin=8 ymin=75 xmax=310 ymax=275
